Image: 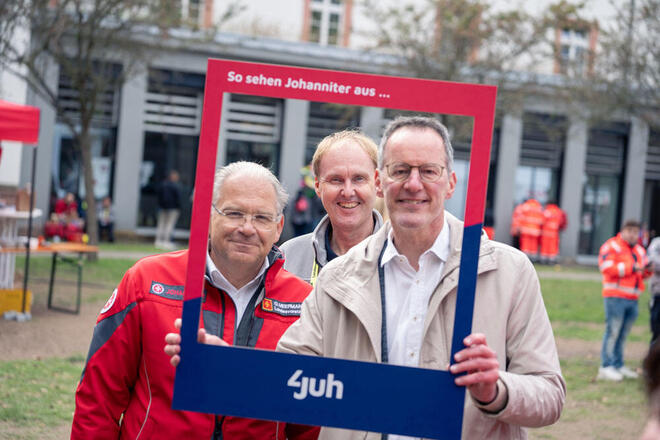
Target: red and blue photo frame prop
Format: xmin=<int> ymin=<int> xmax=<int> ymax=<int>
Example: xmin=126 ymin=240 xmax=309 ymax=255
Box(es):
xmin=172 ymin=59 xmax=497 ymax=439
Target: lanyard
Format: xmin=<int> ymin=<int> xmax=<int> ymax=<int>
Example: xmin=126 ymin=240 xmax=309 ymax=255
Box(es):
xmin=377 ymin=245 xmax=389 ymax=440
xmin=310 ymin=260 xmax=320 ymax=287
xmin=377 ymin=244 xmax=389 ymax=364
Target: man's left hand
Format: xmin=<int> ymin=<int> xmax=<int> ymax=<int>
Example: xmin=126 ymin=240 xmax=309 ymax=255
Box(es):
xmin=449 ymin=333 xmax=500 ymax=404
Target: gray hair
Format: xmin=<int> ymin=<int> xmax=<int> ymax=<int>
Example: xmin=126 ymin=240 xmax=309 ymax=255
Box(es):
xmin=212 ymin=161 xmax=288 ymax=214
xmin=378 ymin=116 xmax=454 ymax=172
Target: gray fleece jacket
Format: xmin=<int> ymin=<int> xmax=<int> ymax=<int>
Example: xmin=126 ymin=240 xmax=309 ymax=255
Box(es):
xmin=280 ymin=210 xmax=383 ymax=284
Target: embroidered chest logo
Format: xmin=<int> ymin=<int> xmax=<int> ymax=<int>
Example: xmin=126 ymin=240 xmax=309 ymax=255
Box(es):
xmin=261 ymin=298 xmax=301 ymax=316
xmin=149 ymin=281 xmax=184 ymax=300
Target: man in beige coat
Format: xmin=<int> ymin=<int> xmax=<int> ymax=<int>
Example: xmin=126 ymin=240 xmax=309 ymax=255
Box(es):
xmin=277 ymin=116 xmax=565 ymax=439
xmin=165 ymin=116 xmax=565 ymax=439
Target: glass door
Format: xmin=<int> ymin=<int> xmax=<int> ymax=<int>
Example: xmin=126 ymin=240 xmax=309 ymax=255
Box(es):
xmin=578 ymin=174 xmax=621 ymax=255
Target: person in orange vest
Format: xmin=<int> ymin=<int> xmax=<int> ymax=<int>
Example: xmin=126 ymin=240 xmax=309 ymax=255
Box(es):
xmin=597 ymin=219 xmax=652 ymax=381
xmin=510 ymin=201 xmax=525 ymax=249
xmin=540 ymin=200 xmax=567 ymax=264
xmin=519 ymin=198 xmax=544 ymax=260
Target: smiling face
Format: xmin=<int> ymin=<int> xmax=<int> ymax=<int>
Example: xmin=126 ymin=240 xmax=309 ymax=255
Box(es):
xmin=314 ymin=139 xmax=377 ymax=234
xmin=376 ymin=126 xmax=456 ymax=243
xmin=209 ymin=174 xmax=283 ymax=277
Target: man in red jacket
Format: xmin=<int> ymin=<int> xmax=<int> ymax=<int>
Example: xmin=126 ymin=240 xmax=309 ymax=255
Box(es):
xmin=71 ymin=161 xmax=318 ymax=439
xmin=597 ymin=219 xmax=652 ymax=381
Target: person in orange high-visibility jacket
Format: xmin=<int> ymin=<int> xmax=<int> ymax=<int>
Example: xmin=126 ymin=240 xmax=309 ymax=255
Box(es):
xmin=597 ymin=220 xmax=652 ymax=381
xmin=518 ymin=198 xmax=544 ymax=260
xmin=541 ymin=202 xmax=567 ymax=263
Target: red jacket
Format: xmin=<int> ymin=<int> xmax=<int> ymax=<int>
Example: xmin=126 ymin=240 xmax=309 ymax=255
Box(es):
xmin=72 ymin=249 xmax=318 ymax=439
xmin=599 ymin=234 xmax=651 ymax=300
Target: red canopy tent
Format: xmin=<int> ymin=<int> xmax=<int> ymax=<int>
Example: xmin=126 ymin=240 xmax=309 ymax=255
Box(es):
xmin=0 ymin=99 xmax=40 ymax=316
xmin=0 ymin=99 xmax=40 ymax=144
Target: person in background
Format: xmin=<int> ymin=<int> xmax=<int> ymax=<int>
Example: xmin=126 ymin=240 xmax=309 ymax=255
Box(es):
xmin=54 ymin=192 xmax=79 ymax=222
xmin=155 ymin=170 xmax=181 ymax=249
xmin=50 ymin=192 xmax=85 ymax=242
xmin=280 ymin=130 xmax=383 ymax=286
xmin=647 ymin=235 xmax=660 ymax=343
xmin=540 ymin=200 xmax=567 ymax=264
xmin=518 ymin=197 xmax=544 ymax=261
xmin=97 ymin=196 xmax=115 ymax=242
xmin=290 ymin=164 xmax=321 ymax=237
xmin=597 ymin=219 xmax=652 ymax=381
xmin=73 ymin=162 xmax=318 ymax=439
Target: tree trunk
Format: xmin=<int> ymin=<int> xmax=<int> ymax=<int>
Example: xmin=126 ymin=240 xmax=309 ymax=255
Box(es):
xmin=78 ymin=128 xmax=99 ymax=261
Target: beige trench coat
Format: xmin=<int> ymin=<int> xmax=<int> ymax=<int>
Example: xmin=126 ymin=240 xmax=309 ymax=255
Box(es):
xmin=278 ymin=212 xmax=565 ymax=439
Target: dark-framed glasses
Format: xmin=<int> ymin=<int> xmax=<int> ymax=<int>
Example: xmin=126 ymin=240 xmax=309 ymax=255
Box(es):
xmin=385 ymin=162 xmax=445 ymax=183
xmin=212 ymin=205 xmax=281 ymax=229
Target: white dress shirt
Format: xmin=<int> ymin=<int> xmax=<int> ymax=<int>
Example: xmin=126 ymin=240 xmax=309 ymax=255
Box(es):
xmin=206 ymin=253 xmax=269 ymax=327
xmin=380 ymin=219 xmax=450 ymax=440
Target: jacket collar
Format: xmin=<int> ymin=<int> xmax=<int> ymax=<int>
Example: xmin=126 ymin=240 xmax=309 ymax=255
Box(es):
xmin=204 ymin=246 xmax=284 ymax=288
xmin=311 ymin=209 xmax=385 ymax=266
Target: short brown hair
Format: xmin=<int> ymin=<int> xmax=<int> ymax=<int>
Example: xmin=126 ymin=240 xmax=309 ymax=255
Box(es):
xmin=622 ymin=219 xmax=641 ymax=230
xmin=311 ymin=130 xmax=378 ymax=178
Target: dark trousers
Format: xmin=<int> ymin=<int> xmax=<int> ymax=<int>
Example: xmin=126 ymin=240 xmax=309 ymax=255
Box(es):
xmin=98 ymin=222 xmax=115 ymax=242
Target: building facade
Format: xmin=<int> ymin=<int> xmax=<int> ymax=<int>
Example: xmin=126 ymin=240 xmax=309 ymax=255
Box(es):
xmin=7 ymin=0 xmax=659 ymax=260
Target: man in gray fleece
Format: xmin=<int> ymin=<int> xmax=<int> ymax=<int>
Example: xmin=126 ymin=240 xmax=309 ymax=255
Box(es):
xmin=280 ymin=130 xmax=383 ymax=285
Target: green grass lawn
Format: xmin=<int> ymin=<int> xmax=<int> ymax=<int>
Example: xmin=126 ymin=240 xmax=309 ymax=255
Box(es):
xmin=541 ymin=277 xmax=652 ymax=342
xmin=535 ymin=263 xmax=600 ymax=275
xmin=14 ymin=256 xmax=139 ymax=305
xmin=0 ymin=258 xmax=654 ymax=439
xmin=0 ymin=356 xmax=84 ymax=427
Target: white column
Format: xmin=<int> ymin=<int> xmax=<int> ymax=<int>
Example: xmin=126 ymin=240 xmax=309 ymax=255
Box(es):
xmin=493 ymin=112 xmax=522 ymax=243
xmin=621 ymin=116 xmax=649 ymax=222
xmin=113 ymin=67 xmax=147 ymax=231
xmin=559 ymin=117 xmax=588 ymax=258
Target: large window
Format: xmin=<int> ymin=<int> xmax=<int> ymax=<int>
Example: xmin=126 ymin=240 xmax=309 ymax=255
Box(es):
xmin=644 ymin=130 xmax=660 ymax=236
xmin=51 ymin=125 xmax=116 ymax=210
xmin=554 ymin=23 xmax=597 ymax=76
xmin=514 ymin=113 xmax=566 ymax=205
xmin=578 ymin=123 xmax=628 ymax=255
xmin=224 ymin=94 xmax=283 ymax=174
xmin=139 ymin=132 xmax=198 ymax=230
xmin=138 ymin=69 xmax=205 ymax=231
xmin=306 ymin=101 xmax=360 ymax=164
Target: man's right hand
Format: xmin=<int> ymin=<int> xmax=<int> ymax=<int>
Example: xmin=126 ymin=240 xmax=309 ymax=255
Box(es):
xmin=164 ymin=318 xmax=227 ymax=367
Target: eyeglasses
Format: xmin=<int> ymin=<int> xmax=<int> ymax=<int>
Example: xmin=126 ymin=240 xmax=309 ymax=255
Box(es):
xmin=212 ymin=205 xmax=281 ymax=229
xmin=384 ymin=162 xmax=446 ymax=182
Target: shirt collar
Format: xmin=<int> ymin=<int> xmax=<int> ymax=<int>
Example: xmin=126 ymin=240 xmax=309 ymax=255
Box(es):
xmin=205 ymin=252 xmax=269 ymax=291
xmin=381 ymin=216 xmax=450 ymax=266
